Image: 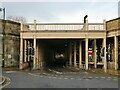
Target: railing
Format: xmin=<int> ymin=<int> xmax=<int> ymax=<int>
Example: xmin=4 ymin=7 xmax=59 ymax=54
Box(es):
xmin=24 ymin=23 xmax=105 ymax=31
xmin=88 ymin=24 xmax=104 ymax=30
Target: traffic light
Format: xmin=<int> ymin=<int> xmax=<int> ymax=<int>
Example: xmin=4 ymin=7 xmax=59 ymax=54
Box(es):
xmin=101 ymin=47 xmax=105 ymax=57
xmin=26 ymin=48 xmax=28 ymax=55
xmin=25 ymin=47 xmax=34 ymax=56
xmin=31 ymin=48 xmax=34 ymax=55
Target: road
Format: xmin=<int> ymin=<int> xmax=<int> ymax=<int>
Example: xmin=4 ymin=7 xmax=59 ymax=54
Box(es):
xmin=2 ymin=70 xmax=119 ymax=88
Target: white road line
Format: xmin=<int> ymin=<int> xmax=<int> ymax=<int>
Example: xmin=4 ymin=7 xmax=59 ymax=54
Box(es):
xmin=78 ymin=79 xmax=81 ymax=80
xmin=64 ymin=78 xmax=68 ymax=80
xmin=34 ymin=74 xmax=39 ymax=77
xmin=113 ymin=79 xmax=118 ymax=81
xmin=101 ymin=77 xmax=105 ymax=79
xmin=95 ymin=77 xmax=99 ymax=79
xmin=88 ymin=77 xmax=93 ymax=79
xmin=5 ymin=71 xmax=16 ymax=73
xmin=106 ymin=79 xmax=111 ymax=80
xmin=48 ymin=77 xmax=52 ymax=79
xmin=70 ymin=78 xmax=74 ymax=80
xmin=28 ymin=73 xmax=40 ymax=77
xmin=85 ymin=79 xmax=89 ymax=80
xmin=58 ymin=77 xmax=62 ymax=79
xmin=53 ymin=77 xmax=57 ymax=79
xmin=36 ymin=73 xmax=40 ymax=75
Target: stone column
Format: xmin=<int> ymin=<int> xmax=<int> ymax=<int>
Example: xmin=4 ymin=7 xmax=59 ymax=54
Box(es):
xmin=85 ymin=38 xmax=88 ymax=70
xmin=20 ymin=38 xmax=23 ymax=70
xmin=74 ymin=41 xmax=77 ymax=67
xmin=103 ymin=38 xmax=107 ymax=72
xmin=114 ymin=36 xmax=118 ymax=70
xmin=79 ymin=41 xmax=82 ymax=68
xmin=93 ymin=39 xmax=97 ymax=68
xmin=24 ymin=39 xmax=27 ymax=63
xmin=19 ymin=23 xmax=23 ymax=70
xmin=33 ymin=37 xmax=36 ymax=69
xmin=69 ymin=42 xmax=72 ymax=67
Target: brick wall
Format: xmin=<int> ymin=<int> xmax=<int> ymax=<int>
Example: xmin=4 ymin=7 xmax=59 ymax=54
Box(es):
xmin=106 ymin=17 xmax=120 ymax=30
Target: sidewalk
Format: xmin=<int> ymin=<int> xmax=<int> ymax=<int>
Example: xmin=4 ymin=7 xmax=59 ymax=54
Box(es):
xmin=2 ymin=66 xmax=120 ymax=76
xmin=89 ymin=68 xmax=120 ymax=76
xmin=2 ymin=67 xmax=19 ymax=71
xmin=65 ymin=67 xmax=120 ymax=76
xmin=0 ymin=76 xmax=6 ymax=85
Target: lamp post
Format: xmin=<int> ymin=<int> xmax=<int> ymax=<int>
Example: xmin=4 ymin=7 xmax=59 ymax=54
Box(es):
xmin=0 ymin=7 xmax=5 ymax=67
xmin=0 ymin=8 xmax=5 ymax=20
xmin=84 ymin=15 xmax=88 ymax=23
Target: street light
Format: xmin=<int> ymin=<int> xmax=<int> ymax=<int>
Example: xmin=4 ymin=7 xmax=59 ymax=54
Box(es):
xmin=0 ymin=8 xmax=5 ymax=20
xmin=0 ymin=7 xmax=5 ymax=67
xmin=84 ymin=15 xmax=88 ymax=23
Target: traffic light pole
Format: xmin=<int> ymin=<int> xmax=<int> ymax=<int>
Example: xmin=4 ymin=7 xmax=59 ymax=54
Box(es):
xmin=103 ymin=38 xmax=107 ymax=72
xmin=26 ymin=46 xmax=35 ymax=70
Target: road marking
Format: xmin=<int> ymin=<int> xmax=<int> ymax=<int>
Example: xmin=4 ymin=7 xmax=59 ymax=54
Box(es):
xmin=113 ymin=77 xmax=118 ymax=79
xmin=28 ymin=73 xmax=34 ymax=76
xmin=106 ymin=79 xmax=111 ymax=80
xmin=53 ymin=77 xmax=57 ymax=79
xmin=64 ymin=78 xmax=68 ymax=80
xmin=58 ymin=77 xmax=62 ymax=79
xmin=101 ymin=77 xmax=105 ymax=79
xmin=2 ymin=76 xmax=11 ymax=88
xmin=48 ymin=77 xmax=52 ymax=79
xmin=78 ymin=79 xmax=81 ymax=80
xmin=55 ymin=75 xmax=58 ymax=77
xmin=5 ymin=71 xmax=16 ymax=73
xmin=70 ymin=78 xmax=74 ymax=80
xmin=36 ymin=73 xmax=40 ymax=75
xmin=95 ymin=77 xmax=99 ymax=79
xmin=51 ymin=75 xmax=54 ymax=76
xmin=88 ymin=77 xmax=93 ymax=79
xmin=107 ymin=77 xmax=111 ymax=78
xmin=34 ymin=74 xmax=39 ymax=77
xmin=39 ymin=76 xmax=43 ymax=77
xmin=113 ymin=79 xmax=118 ymax=81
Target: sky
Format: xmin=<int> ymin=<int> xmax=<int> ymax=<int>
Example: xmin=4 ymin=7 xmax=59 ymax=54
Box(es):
xmin=0 ymin=0 xmax=119 ymax=23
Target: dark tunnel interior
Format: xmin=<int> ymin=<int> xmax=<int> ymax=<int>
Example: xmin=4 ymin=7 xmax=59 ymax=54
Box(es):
xmin=42 ymin=39 xmax=70 ymax=68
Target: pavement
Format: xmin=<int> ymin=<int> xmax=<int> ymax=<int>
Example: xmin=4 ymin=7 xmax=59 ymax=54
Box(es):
xmin=88 ymin=68 xmax=120 ymax=76
xmin=0 ymin=75 xmax=11 ymax=89
xmin=2 ymin=69 xmax=119 ymax=88
xmin=50 ymin=66 xmax=120 ymax=76
xmin=1 ymin=67 xmax=120 ymax=88
xmin=2 ymin=66 xmax=120 ymax=76
xmin=0 ymin=76 xmax=5 ymax=85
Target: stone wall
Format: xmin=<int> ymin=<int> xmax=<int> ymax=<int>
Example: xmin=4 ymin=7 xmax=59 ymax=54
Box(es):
xmin=106 ymin=17 xmax=120 ymax=30
xmin=0 ymin=19 xmax=20 ymax=67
